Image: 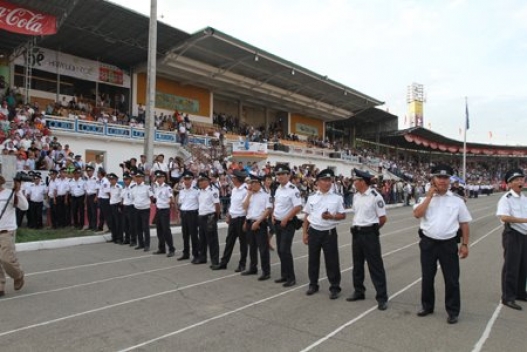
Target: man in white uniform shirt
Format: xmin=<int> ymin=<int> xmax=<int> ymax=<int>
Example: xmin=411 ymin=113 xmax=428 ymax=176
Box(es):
xmin=496 ymin=168 xmax=527 ymax=311
xmin=152 ymin=171 xmax=176 ymax=257
xmin=132 ymin=170 xmax=153 ymax=251
xmin=84 ymin=166 xmax=99 ymax=231
xmin=177 ymin=171 xmax=200 ymax=262
xmin=95 ymin=169 xmax=111 ymax=233
xmin=121 ymin=172 xmax=136 ymax=246
xmin=0 ymin=174 xmax=28 ymax=297
xmin=272 ymin=165 xmax=302 ymax=288
xmin=302 ymin=169 xmax=346 ymax=299
xmin=413 ymin=164 xmax=472 ymax=324
xmin=108 ymin=173 xmax=123 ymax=244
xmin=26 ymin=172 xmax=47 ymax=229
xmin=347 ymin=168 xmax=389 ymax=311
xmin=69 ymin=169 xmax=86 ymax=230
xmin=243 ymin=175 xmax=273 ymax=280
xmin=54 ymin=168 xmax=71 ymax=228
xmin=212 ymin=170 xmax=248 ymax=272
xmin=197 ymin=173 xmax=220 ymax=266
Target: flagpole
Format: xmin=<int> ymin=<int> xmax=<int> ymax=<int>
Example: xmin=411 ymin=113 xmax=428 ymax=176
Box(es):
xmin=462 ymin=97 xmax=468 ymax=182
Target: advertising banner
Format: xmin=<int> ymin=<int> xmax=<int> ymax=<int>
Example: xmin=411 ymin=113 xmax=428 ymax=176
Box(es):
xmin=0 ymin=0 xmax=57 ymax=35
xmin=232 ymin=141 xmax=268 ymax=158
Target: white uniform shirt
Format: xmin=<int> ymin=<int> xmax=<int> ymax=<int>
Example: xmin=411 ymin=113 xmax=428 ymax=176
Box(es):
xmin=55 ymin=177 xmax=70 ymax=196
xmin=246 ymin=189 xmax=272 ymax=221
xmin=26 ymin=183 xmax=47 ymax=202
xmin=85 ymin=175 xmax=98 ymax=195
xmin=69 ymin=178 xmax=86 ymax=197
xmin=122 ymin=182 xmax=136 ymax=206
xmin=0 ymin=189 xmax=29 ymax=231
xmin=352 ymin=188 xmax=386 ymax=226
xmin=273 ymin=182 xmax=302 ymax=221
xmin=47 ymin=178 xmax=57 ymax=198
xmin=304 ymin=191 xmax=345 ymax=231
xmin=109 ymin=183 xmax=123 ymax=205
xmin=151 ymin=162 xmax=169 ymax=173
xmin=198 ymin=186 xmax=219 ymax=215
xmin=229 ymin=184 xmax=247 ymax=218
xmin=132 ymin=182 xmax=153 ymax=210
xmin=153 ymin=183 xmax=173 ymax=209
xmin=496 ymin=189 xmax=527 ymax=235
xmin=96 ymin=177 xmax=111 ymax=199
xmin=414 ymin=191 xmax=472 ymax=240
xmin=179 ymin=186 xmax=199 ymax=211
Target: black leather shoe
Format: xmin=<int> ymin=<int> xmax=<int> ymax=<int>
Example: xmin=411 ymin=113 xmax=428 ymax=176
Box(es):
xmin=129 ymin=242 xmax=137 ymax=247
xmin=417 ymin=309 xmax=434 ymax=317
xmin=166 ymin=252 xmax=175 ymax=258
xmin=258 ymin=274 xmax=271 ymax=281
xmin=502 ymin=300 xmax=522 ymax=310
xmin=153 ymin=250 xmax=166 ymax=255
xmin=194 ymin=259 xmax=207 ymax=264
xmin=177 ymin=255 xmax=190 ymax=261
xmin=143 ymin=246 xmax=150 ymax=252
xmin=346 ymin=292 xmax=365 ymax=302
xmin=234 ymin=265 xmax=245 ymax=273
xmin=134 ymin=245 xmax=144 ymax=250
xmin=447 ymin=315 xmax=458 ymax=324
xmin=378 ymin=301 xmax=388 ymax=311
xmin=329 ymin=291 xmax=340 ymax=300
xmin=210 ymin=263 xmax=227 ymax=270
xmin=306 ymin=286 xmax=319 ymax=296
xmin=0 ymin=290 xmax=4 ymax=297
xmin=241 ymin=269 xmax=258 ymax=276
xmin=283 ymin=280 xmax=296 ymax=287
xmin=190 ymin=258 xmax=199 ymax=264
xmin=274 ymin=278 xmax=287 ymax=283
xmin=123 ymin=240 xmax=130 ymax=245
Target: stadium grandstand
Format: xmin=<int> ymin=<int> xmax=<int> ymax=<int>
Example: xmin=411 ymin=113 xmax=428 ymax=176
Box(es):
xmin=0 ymin=0 xmax=525 ymax=187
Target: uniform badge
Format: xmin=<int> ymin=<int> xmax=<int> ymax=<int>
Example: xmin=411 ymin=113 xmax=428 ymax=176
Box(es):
xmin=377 ymin=201 xmax=384 ymax=208
xmin=295 ymin=192 xmax=300 ymax=198
xmin=213 ymin=193 xmax=218 ymax=198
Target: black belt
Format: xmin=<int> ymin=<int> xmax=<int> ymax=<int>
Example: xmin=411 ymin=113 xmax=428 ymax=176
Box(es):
xmin=310 ymin=227 xmax=336 ymax=233
xmin=352 ymin=224 xmax=377 ymax=231
xmin=0 ymin=230 xmax=9 ymax=233
xmin=180 ymin=209 xmax=198 ymax=213
xmin=199 ymin=212 xmax=215 ymax=217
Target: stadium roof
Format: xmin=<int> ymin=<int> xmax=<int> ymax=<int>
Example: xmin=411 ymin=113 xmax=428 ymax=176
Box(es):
xmin=157 ymin=27 xmax=382 ymax=121
xmin=378 ymin=127 xmax=527 ymax=156
xmin=0 ymin=0 xmax=190 ymax=67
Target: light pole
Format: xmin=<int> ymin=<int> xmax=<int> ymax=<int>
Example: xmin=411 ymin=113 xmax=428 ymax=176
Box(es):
xmin=144 ymin=0 xmax=157 ymax=166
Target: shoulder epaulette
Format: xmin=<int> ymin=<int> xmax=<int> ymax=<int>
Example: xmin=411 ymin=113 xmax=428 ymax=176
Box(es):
xmin=371 ymin=190 xmax=378 ymax=197
xmin=130 ymin=184 xmax=136 ymax=189
xmin=289 ymin=185 xmax=296 ymax=189
xmin=193 ymin=186 xmax=199 ymax=190
xmin=506 ymin=193 xmax=512 ymax=198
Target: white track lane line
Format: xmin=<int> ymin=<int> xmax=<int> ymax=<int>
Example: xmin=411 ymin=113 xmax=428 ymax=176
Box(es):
xmin=299 ymin=224 xmax=503 ymax=352
xmin=471 ymin=303 xmax=502 ymax=352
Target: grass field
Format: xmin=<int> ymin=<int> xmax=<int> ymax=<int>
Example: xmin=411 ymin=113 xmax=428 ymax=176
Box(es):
xmin=15 ymin=227 xmax=98 ymax=243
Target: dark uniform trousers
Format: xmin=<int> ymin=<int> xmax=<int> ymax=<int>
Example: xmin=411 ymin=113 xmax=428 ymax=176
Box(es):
xmin=352 ymin=226 xmax=388 ymax=303
xmin=308 ymin=227 xmax=341 ymax=292
xmin=28 ymin=201 xmax=43 ymax=229
xmin=246 ymin=219 xmax=270 ymax=274
xmin=49 ymin=198 xmax=57 ymax=229
xmin=15 ymin=208 xmax=26 ymax=228
xmin=198 ymin=213 xmax=219 ymax=265
xmin=220 ymin=216 xmax=247 ymax=267
xmin=419 ymin=235 xmax=460 ymax=316
xmin=275 ymin=220 xmax=296 ymax=282
xmin=181 ymin=210 xmax=199 ymax=258
xmin=86 ymin=194 xmax=97 ymax=230
xmin=501 ymin=226 xmax=527 ymax=302
xmin=123 ymin=205 xmax=136 ymax=244
xmin=155 ymin=208 xmax=175 ymax=253
xmin=71 ymin=195 xmax=85 ymax=229
xmin=109 ymin=204 xmax=123 ymax=243
xmin=136 ymin=208 xmax=151 ymax=247
xmin=55 ymin=195 xmax=68 ymax=227
xmin=98 ymin=198 xmax=110 ymax=231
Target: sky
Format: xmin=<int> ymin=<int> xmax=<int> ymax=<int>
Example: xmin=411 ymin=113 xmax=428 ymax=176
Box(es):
xmin=110 ymin=0 xmax=527 ymax=146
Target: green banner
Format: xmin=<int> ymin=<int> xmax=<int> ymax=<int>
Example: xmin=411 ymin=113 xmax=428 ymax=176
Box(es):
xmin=155 ymin=91 xmax=199 ymax=113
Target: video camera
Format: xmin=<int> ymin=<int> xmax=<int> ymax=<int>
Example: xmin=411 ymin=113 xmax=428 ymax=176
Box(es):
xmin=119 ymin=160 xmax=132 ymax=169
xmin=14 ymin=172 xmax=34 ymax=183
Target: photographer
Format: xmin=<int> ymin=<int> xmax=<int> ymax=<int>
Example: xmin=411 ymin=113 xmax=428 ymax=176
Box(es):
xmin=120 ymin=158 xmax=138 ymax=175
xmin=0 ymin=174 xmax=29 ymax=297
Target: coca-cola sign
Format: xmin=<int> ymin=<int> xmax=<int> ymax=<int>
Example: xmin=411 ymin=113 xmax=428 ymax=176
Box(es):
xmin=0 ymin=0 xmax=57 ymax=36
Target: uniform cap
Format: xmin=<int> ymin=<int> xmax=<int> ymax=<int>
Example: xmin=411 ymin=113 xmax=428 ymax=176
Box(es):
xmin=134 ymin=170 xmax=145 ymax=177
xmin=107 ymin=173 xmax=118 ymax=179
xmin=74 ymin=168 xmax=82 ymax=174
xmin=249 ymin=174 xmax=262 ymax=183
xmin=316 ymin=169 xmax=335 ymax=180
xmin=275 ymin=164 xmax=290 ymax=174
xmin=430 ymin=164 xmax=453 ymax=177
xmin=504 ymin=168 xmax=525 ymax=183
xmin=154 ymin=170 xmax=166 ymax=178
xmin=353 ymin=168 xmax=373 ymax=182
xmin=182 ymin=170 xmax=194 ymax=179
xmin=49 ymin=169 xmax=58 ymax=174
xmin=85 ymin=165 xmax=94 ymax=171
xmin=34 ymin=172 xmax=42 ymax=179
xmin=198 ymin=172 xmax=210 ymax=181
xmin=123 ymin=172 xmax=132 ymax=179
xmin=233 ymin=169 xmax=247 ymax=179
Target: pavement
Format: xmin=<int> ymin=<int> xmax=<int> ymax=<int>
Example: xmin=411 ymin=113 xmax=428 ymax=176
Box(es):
xmin=2 ymin=195 xmax=524 ymax=352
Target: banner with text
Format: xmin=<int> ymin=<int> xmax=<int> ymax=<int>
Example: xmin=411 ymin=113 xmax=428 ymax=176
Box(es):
xmin=0 ymin=0 xmax=57 ymax=35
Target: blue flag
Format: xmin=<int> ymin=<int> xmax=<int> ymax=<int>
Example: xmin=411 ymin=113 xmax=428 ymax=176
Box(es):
xmin=465 ymin=100 xmax=470 ymax=130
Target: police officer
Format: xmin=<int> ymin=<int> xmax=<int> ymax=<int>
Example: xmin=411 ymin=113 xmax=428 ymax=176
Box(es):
xmin=496 ymin=169 xmax=527 ymax=310
xmin=55 ymin=168 xmax=71 ymax=228
xmin=69 ymin=169 xmax=86 ymax=230
xmin=121 ymin=172 xmax=136 ymax=246
xmin=347 ymin=168 xmax=389 ymax=311
xmin=243 ymin=175 xmax=273 ymax=279
xmin=152 ymin=171 xmax=176 ymax=257
xmin=47 ymin=169 xmax=58 ymax=229
xmin=85 ymin=166 xmax=98 ymax=231
xmin=414 ymin=164 xmax=472 ymax=324
xmin=272 ymin=165 xmax=302 ymax=287
xmin=26 ymin=172 xmax=47 ymax=229
xmin=95 ymin=168 xmax=111 ymax=233
xmin=212 ymin=169 xmax=248 ymax=272
xmin=197 ymin=173 xmax=220 ymax=266
xmin=302 ymin=169 xmax=346 ymax=299
xmin=108 ymin=173 xmax=123 ymax=244
xmin=132 ymin=170 xmax=153 ymax=251
xmin=178 ymin=171 xmax=200 ymax=262
xmin=0 ymin=174 xmax=28 ymax=297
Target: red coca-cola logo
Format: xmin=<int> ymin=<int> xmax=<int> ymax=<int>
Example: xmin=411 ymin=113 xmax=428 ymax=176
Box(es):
xmin=0 ymin=1 xmax=56 ymax=36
